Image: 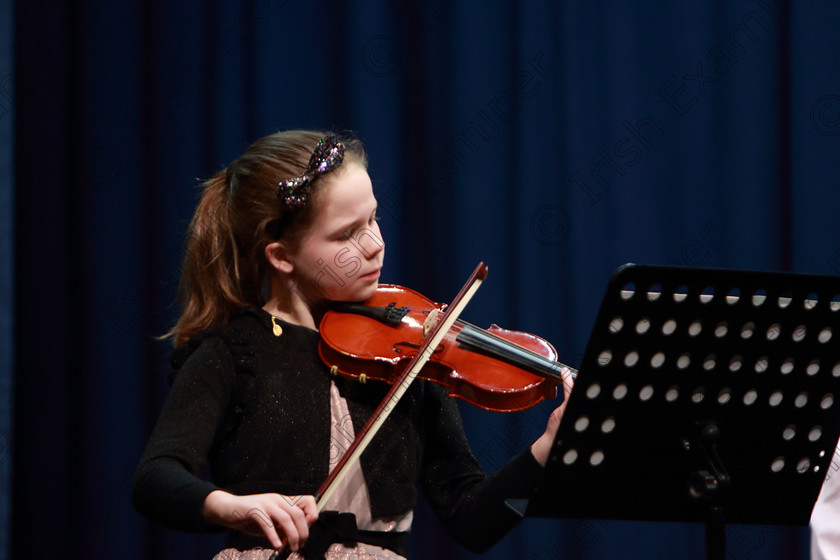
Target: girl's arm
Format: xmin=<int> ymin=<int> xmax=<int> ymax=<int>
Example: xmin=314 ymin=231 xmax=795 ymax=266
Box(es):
xmin=132 ymin=336 xmax=235 ymax=531
xmin=133 ymin=335 xmax=318 ymax=549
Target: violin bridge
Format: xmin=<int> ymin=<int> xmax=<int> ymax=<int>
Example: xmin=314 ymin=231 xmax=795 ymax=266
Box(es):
xmin=423 ymin=308 xmax=441 ymax=338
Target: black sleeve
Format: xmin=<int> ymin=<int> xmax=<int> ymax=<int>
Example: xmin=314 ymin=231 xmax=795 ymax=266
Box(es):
xmin=419 ymin=384 xmax=545 ymax=553
xmin=132 ymin=336 xmax=235 ymax=532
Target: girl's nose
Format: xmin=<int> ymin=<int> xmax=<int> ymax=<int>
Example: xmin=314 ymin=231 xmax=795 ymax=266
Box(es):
xmin=355 ymin=226 xmax=384 ymax=259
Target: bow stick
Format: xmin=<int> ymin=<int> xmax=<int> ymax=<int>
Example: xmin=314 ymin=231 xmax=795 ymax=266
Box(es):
xmin=270 ymin=262 xmax=488 ymax=559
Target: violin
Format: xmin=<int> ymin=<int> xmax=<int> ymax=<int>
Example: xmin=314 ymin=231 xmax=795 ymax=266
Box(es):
xmin=318 ymin=284 xmax=577 ymax=412
xmin=271 ymin=264 xmax=575 ymax=558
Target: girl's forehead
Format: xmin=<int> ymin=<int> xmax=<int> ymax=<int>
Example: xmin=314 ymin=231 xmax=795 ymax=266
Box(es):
xmin=322 ymin=166 xmax=373 ymax=205
xmin=312 ymin=165 xmax=375 ymax=224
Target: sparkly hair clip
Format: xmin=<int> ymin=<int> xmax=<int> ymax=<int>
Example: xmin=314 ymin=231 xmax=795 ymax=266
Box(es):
xmin=277 ymin=136 xmax=345 ymax=209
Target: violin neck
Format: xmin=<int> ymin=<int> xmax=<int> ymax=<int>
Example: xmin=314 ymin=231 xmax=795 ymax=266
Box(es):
xmin=456 ymin=324 xmax=577 ymax=382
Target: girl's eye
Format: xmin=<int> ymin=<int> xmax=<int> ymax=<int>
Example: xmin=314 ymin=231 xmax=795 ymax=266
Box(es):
xmin=340 ymin=214 xmax=379 ymax=240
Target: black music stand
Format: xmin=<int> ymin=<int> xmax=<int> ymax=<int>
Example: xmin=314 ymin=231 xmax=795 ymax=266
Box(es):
xmin=515 ymin=264 xmax=840 ymax=560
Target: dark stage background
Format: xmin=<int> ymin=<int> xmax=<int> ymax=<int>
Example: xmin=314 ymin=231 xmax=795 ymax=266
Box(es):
xmin=4 ymin=1 xmax=840 ymax=559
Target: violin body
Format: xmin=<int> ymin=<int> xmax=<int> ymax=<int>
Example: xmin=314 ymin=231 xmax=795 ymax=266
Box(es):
xmin=318 ymin=284 xmax=561 ymax=412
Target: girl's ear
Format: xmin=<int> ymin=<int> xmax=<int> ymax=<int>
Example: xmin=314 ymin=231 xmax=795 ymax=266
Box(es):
xmin=265 ymin=241 xmax=294 ymax=274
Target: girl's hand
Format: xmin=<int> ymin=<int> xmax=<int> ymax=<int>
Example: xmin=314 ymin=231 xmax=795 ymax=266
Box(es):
xmin=201 ymin=490 xmax=318 ymax=551
xmin=530 ymin=370 xmax=574 ymax=467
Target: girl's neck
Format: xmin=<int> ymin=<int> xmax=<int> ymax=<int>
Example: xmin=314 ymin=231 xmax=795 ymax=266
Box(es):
xmin=262 ymin=301 xmax=315 ymax=330
xmin=263 ymin=276 xmax=329 ymax=331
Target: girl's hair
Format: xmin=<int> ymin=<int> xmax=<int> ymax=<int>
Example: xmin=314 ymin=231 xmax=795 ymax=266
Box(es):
xmin=167 ymin=129 xmax=368 ymax=347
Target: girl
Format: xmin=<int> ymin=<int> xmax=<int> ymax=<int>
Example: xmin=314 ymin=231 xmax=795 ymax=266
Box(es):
xmin=132 ymin=130 xmax=572 ymax=559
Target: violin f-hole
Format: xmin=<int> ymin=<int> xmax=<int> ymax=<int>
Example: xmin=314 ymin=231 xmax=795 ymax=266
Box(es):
xmin=393 ymin=340 xmax=445 ymax=356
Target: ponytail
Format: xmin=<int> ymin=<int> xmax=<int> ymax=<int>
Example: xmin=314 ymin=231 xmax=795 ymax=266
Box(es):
xmin=167 ymin=171 xmax=247 ymax=346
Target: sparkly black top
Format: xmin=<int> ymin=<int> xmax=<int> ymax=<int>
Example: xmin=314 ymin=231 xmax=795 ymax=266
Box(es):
xmin=132 ymin=307 xmax=544 ymax=553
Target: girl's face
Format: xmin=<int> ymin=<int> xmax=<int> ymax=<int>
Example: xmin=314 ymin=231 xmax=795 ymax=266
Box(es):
xmin=285 ymin=162 xmax=385 ymax=303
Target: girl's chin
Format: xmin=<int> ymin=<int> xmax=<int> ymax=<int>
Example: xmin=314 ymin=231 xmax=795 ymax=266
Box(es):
xmin=328 ymin=282 xmax=379 ymax=303
xmin=352 ymin=282 xmax=380 ymax=302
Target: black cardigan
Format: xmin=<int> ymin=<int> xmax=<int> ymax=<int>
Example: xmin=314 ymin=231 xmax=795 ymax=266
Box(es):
xmin=132 ymin=307 xmax=544 ymax=553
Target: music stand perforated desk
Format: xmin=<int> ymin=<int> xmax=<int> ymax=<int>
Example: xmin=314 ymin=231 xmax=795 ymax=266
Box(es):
xmin=516 ymin=264 xmax=840 ymax=560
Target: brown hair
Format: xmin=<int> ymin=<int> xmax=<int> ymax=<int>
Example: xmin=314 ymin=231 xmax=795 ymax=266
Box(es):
xmin=167 ymin=130 xmax=367 ymax=347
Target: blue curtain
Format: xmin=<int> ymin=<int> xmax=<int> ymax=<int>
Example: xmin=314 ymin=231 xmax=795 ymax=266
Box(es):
xmin=10 ymin=1 xmax=840 ymax=559
xmin=0 ymin=1 xmax=13 ymax=559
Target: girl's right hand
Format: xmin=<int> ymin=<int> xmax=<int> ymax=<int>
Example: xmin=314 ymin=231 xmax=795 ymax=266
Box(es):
xmin=201 ymin=490 xmax=318 ymax=552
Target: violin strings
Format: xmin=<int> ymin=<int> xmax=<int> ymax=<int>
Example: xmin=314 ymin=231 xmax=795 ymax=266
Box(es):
xmin=455 ymin=322 xmax=578 ymax=381
xmin=393 ymin=305 xmax=578 ymax=381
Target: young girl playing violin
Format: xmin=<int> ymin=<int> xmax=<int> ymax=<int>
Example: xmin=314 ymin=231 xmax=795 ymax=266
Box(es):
xmin=132 ymin=130 xmax=572 ymax=559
